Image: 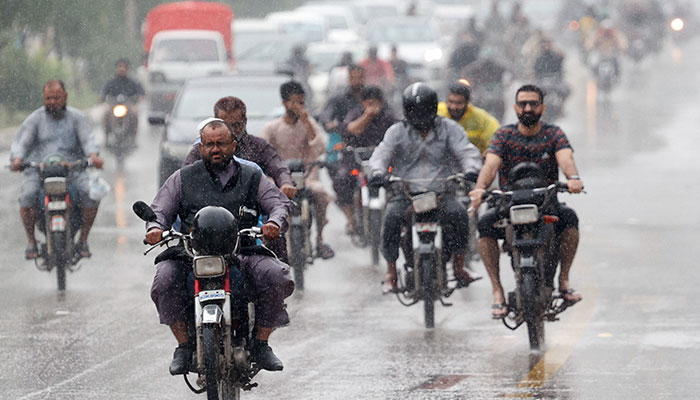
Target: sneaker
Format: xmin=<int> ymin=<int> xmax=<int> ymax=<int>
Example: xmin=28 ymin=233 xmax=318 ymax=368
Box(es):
xmin=169 ymin=343 xmax=194 ymax=375
xmin=251 ymin=340 xmax=284 ymax=371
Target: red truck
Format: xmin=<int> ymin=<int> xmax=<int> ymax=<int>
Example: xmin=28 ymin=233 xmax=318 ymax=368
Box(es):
xmin=143 ymin=1 xmax=235 ymax=112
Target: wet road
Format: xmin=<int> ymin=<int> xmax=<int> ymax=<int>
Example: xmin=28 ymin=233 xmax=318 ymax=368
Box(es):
xmin=2 ymin=38 xmax=700 ymax=400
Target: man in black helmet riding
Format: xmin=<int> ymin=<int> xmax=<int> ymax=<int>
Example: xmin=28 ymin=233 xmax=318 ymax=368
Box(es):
xmin=368 ymin=82 xmax=483 ymax=294
xmin=144 ymin=119 xmax=293 ymax=374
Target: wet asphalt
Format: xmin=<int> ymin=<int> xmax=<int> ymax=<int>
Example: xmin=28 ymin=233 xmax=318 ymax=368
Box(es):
xmin=1 ymin=38 xmax=700 ymax=400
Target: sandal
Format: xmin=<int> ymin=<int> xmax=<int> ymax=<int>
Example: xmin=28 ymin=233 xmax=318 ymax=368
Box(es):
xmin=491 ymin=303 xmax=508 ymax=320
xmin=560 ymin=288 xmax=582 ymax=305
xmin=25 ymin=244 xmax=39 ymax=260
xmin=75 ymin=242 xmax=92 ymax=259
xmin=316 ymin=243 xmax=335 ymax=260
xmin=454 ymin=269 xmax=483 ymax=288
xmin=381 ymin=275 xmax=398 ymax=295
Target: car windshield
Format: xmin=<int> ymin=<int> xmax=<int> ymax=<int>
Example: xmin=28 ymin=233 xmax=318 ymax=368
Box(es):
xmin=237 ymin=39 xmax=298 ymax=63
xmin=278 ymin=22 xmax=324 ymax=43
xmin=367 ymin=22 xmax=436 ymax=43
xmin=234 ymin=31 xmax=280 ymax=58
xmin=151 ymin=39 xmax=222 ymax=62
xmin=175 ymin=82 xmax=283 ymax=120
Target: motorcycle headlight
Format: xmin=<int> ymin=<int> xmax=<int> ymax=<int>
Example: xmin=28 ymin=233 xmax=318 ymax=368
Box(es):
xmin=509 ymin=204 xmax=539 ymax=225
xmin=112 ymin=104 xmax=128 ymax=118
xmin=671 ymin=18 xmax=685 ymax=32
xmin=424 ymin=48 xmax=443 ymax=63
xmin=193 ymin=256 xmax=226 ymax=278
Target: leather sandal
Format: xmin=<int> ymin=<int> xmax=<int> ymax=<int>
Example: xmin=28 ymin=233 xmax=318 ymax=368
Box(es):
xmin=491 ymin=303 xmax=508 ymax=320
xmin=560 ymin=288 xmax=582 ymax=305
xmin=25 ymin=244 xmax=39 ymax=260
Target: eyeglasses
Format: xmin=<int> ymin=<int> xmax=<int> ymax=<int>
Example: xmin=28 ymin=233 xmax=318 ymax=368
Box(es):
xmin=201 ymin=140 xmax=235 ymax=150
xmin=516 ymin=100 xmax=541 ymax=109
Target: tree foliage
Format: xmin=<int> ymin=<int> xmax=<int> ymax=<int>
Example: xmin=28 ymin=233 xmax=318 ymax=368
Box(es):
xmin=0 ymin=0 xmax=302 ymax=113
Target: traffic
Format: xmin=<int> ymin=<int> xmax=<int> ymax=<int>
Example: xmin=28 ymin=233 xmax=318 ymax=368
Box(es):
xmin=2 ymin=0 xmax=699 ymax=399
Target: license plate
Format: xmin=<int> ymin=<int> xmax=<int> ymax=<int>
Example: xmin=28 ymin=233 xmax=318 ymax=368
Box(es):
xmin=47 ymin=201 xmax=67 ymax=211
xmin=199 ymin=290 xmax=226 ymax=302
xmin=50 ymin=216 xmax=66 ymax=231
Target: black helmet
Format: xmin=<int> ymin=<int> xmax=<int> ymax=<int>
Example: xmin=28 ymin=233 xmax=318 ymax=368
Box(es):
xmin=508 ymin=162 xmax=546 ymax=189
xmin=402 ymin=82 xmax=438 ymax=131
xmin=191 ymin=206 xmax=238 ymax=255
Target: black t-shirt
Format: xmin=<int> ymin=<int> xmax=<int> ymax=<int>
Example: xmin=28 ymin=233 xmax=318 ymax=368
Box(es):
xmin=488 ymin=123 xmax=572 ymax=188
xmin=102 ymin=76 xmax=144 ymax=99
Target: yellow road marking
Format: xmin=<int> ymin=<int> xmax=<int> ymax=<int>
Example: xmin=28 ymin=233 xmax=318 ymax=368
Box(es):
xmin=513 ymin=257 xmax=597 ymax=394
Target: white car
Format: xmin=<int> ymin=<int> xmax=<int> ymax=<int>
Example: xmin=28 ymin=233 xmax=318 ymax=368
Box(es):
xmin=365 ymin=17 xmax=447 ymax=82
xmin=265 ymin=11 xmax=327 ymax=44
xmin=296 ymin=4 xmax=361 ymax=43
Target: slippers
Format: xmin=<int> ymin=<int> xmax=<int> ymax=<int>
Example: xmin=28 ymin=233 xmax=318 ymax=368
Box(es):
xmin=491 ymin=303 xmax=508 ymax=320
xmin=316 ymin=243 xmax=335 ymax=260
xmin=454 ymin=270 xmax=483 ymax=288
xmin=75 ymin=242 xmax=91 ymax=259
xmin=25 ymin=244 xmax=39 ymax=260
xmin=381 ymin=276 xmax=398 ymax=295
xmin=560 ymin=288 xmax=582 ymax=305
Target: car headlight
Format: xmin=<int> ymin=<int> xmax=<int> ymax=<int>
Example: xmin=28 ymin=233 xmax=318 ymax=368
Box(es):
xmin=112 ymin=104 xmax=128 ymax=118
xmin=424 ymin=48 xmax=443 ymax=63
xmin=194 ymin=256 xmax=226 ymax=277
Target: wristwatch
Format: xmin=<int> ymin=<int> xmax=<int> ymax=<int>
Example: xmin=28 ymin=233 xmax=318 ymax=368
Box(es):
xmin=567 ymin=175 xmax=580 ymax=180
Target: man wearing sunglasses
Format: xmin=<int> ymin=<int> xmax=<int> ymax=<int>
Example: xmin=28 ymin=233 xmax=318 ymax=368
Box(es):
xmin=468 ymin=84 xmax=584 ymax=319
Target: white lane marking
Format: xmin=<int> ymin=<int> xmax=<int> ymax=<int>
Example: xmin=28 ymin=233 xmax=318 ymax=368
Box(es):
xmin=15 ymin=336 xmax=160 ymax=400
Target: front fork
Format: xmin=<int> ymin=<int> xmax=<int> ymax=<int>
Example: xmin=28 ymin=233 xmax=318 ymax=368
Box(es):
xmin=411 ymin=226 xmax=444 ymax=296
xmin=194 ymin=292 xmax=233 ymax=371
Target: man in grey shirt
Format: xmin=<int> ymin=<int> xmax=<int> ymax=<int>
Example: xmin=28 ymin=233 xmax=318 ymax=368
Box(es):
xmin=369 ymin=83 xmax=483 ymax=294
xmin=10 ymin=80 xmax=104 ymax=260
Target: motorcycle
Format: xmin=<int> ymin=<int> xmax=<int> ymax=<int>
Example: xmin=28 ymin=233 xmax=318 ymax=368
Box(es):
xmin=593 ymin=54 xmax=620 ymax=93
xmin=339 ymin=146 xmax=385 ymax=265
xmin=482 ymin=163 xmax=581 ymax=350
xmin=133 ymin=201 xmax=265 ymax=400
xmin=536 ymin=74 xmax=569 ymax=121
xmin=18 ymin=155 xmax=91 ymax=291
xmin=285 ymin=159 xmax=320 ymax=291
xmin=384 ymin=174 xmax=472 ymax=328
xmin=104 ymin=94 xmax=138 ymax=169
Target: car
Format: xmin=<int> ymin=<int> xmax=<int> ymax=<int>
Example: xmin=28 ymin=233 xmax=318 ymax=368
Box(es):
xmin=233 ymin=18 xmax=280 ymax=60
xmin=296 ymin=4 xmax=361 ymax=43
xmin=364 ymin=16 xmax=447 ymax=83
xmin=149 ymin=75 xmax=287 ymax=186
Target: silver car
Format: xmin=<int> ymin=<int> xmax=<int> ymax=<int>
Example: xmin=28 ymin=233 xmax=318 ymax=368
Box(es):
xmin=149 ymin=74 xmax=286 ymax=186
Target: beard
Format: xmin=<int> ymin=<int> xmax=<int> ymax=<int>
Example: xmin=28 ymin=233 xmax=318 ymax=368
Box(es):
xmin=517 ymin=111 xmax=542 ymax=127
xmin=204 ymin=154 xmax=232 ymax=173
xmin=448 ymin=106 xmax=466 ymax=121
xmin=46 ymin=104 xmax=67 ymax=119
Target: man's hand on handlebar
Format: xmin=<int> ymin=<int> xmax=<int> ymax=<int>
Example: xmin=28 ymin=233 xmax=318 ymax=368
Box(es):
xmin=567 ymin=178 xmax=584 ymax=193
xmin=10 ymin=158 xmax=23 ymax=172
xmin=145 ymin=228 xmax=163 ymax=245
xmin=280 ymin=184 xmax=297 ymax=199
xmin=89 ymin=153 xmax=104 ymax=169
xmin=261 ymin=222 xmax=280 ymax=241
xmin=469 ymin=188 xmax=486 ymax=211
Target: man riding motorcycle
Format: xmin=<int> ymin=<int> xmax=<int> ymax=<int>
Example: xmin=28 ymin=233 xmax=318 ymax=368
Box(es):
xmin=437 ymin=80 xmax=500 ymax=156
xmin=469 ymin=84 xmax=584 ymax=319
xmin=319 ymin=64 xmax=365 ymax=134
xmin=145 ymin=119 xmax=293 ymax=374
xmin=182 ymin=96 xmax=296 ymax=262
xmin=10 ymin=79 xmax=104 ymax=260
xmin=261 ymin=80 xmax=335 ymax=259
xmin=100 ymin=58 xmax=144 ymax=143
xmin=368 ymin=83 xmax=483 ymax=294
xmin=334 ymin=86 xmax=397 ymax=234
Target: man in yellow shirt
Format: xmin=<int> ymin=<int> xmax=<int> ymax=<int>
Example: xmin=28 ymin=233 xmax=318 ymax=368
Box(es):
xmin=437 ymin=81 xmax=500 ymax=155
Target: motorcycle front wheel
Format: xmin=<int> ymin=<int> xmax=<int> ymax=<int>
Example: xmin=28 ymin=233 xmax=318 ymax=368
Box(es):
xmin=420 ymin=254 xmax=436 ymax=329
xmin=51 ymin=232 xmax=67 ymax=291
xmin=288 ymin=225 xmax=305 ymax=291
xmin=522 ymin=270 xmax=545 ymax=351
xmin=203 ymin=325 xmax=222 ymax=400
